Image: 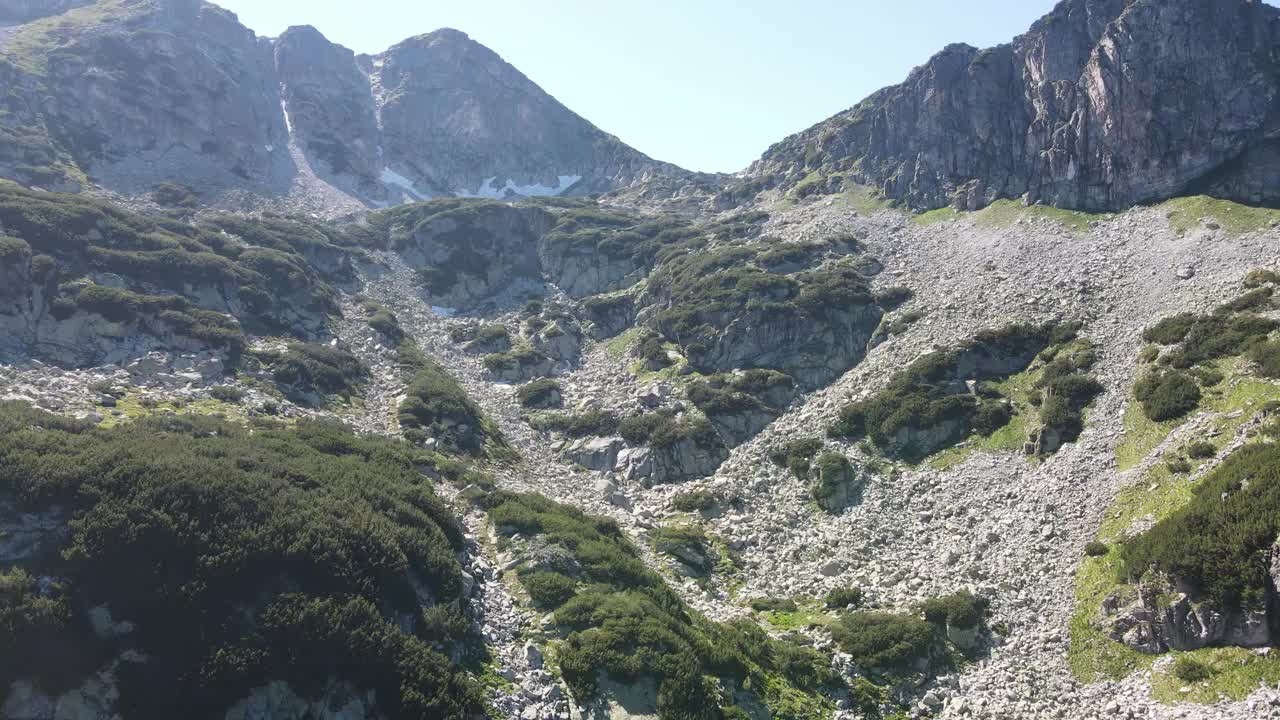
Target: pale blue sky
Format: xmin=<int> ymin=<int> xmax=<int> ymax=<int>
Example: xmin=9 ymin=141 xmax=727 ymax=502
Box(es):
xmin=213 ymin=1 xmax=1076 ymax=173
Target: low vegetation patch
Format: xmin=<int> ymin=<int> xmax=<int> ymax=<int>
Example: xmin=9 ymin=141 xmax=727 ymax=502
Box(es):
xmin=397 ymin=343 xmax=502 ymax=455
xmin=261 ymin=342 xmax=368 ymax=404
xmin=0 ymin=401 xmax=483 ymax=717
xmin=516 ymin=378 xmax=562 ymax=409
xmin=830 ymin=323 xmax=1074 ymax=461
xmin=1120 ymin=442 xmax=1280 ymax=611
xmin=479 ymin=492 xmax=841 ymax=720
xmin=769 ymin=438 xmax=824 ymax=479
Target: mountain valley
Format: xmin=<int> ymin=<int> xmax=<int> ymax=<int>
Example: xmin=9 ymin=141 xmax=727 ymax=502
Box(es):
xmin=3 ymin=2 xmax=1280 ymax=720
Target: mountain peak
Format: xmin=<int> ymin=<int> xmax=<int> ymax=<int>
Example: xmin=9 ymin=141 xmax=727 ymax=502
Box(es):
xmin=737 ymin=0 xmax=1280 ymax=213
xmin=0 ymin=4 xmax=693 ymax=212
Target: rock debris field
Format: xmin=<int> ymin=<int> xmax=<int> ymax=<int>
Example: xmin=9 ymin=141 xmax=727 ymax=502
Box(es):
xmin=5 ymin=198 xmax=1280 ymax=720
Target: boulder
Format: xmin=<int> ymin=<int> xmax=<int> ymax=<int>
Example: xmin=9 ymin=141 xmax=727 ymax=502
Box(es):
xmin=809 ymin=455 xmax=864 ymax=513
xmin=618 ymin=437 xmax=729 ymax=486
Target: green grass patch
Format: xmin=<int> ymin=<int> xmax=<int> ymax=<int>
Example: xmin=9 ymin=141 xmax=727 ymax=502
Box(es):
xmin=1160 ymin=196 xmax=1280 ymax=237
xmin=1068 ymin=545 xmax=1156 ymax=683
xmin=1150 ymin=648 xmax=1280 ymax=704
xmin=911 ymin=200 xmax=1109 ymax=233
xmin=838 ymin=184 xmax=893 ymax=216
xmin=1115 ymin=358 xmax=1280 ymax=470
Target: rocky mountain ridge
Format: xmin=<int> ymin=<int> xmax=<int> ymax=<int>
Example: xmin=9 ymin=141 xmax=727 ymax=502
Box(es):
xmin=7 ymin=1 xmax=1280 ymax=719
xmin=0 ymin=0 xmax=710 ymax=214
xmin=732 ymin=0 xmax=1280 ymax=213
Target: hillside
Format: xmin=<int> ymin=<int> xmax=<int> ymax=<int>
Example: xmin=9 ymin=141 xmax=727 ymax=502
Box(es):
xmin=5 ymin=1 xmax=1280 ymax=720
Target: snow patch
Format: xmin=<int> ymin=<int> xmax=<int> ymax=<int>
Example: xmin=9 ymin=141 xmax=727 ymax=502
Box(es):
xmin=455 ymin=175 xmax=582 ymax=199
xmin=431 ymin=306 xmax=457 ymax=318
xmin=280 ymin=99 xmax=293 ymax=135
xmin=381 ymin=167 xmax=425 ymax=200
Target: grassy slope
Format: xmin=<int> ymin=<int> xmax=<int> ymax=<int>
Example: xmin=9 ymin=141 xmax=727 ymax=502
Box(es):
xmin=1159 ymin=196 xmax=1280 ymax=237
xmin=912 ymin=200 xmax=1110 ymax=233
xmin=1070 ymin=357 xmax=1280 ymax=695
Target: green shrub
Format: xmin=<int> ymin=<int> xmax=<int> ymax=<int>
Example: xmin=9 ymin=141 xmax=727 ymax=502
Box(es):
xmin=1143 ymin=314 xmax=1199 ymax=345
xmin=1147 ymin=313 xmax=1278 ymax=369
xmin=1166 ymin=457 xmax=1192 ymax=474
xmin=1134 ymin=369 xmax=1201 ymax=422
xmin=1172 ymin=656 xmax=1215 ymax=683
xmin=921 ymin=592 xmax=987 ymax=630
xmin=830 ymin=611 xmax=934 ymax=672
xmin=1121 ymin=443 xmax=1280 ymax=610
xmin=397 ymin=345 xmax=499 ymax=455
xmin=830 ymin=324 xmax=1063 ymax=459
xmin=367 ymin=307 xmax=405 ymax=344
xmin=873 ymin=286 xmax=913 ymax=310
xmin=619 ymin=411 xmax=671 ymax=445
xmin=1244 ymin=269 xmax=1280 ymax=288
xmin=1189 ymin=366 xmax=1225 ymax=387
xmin=0 ymin=401 xmax=480 ymax=717
xmin=270 ymin=342 xmax=368 ymax=401
xmin=635 ymin=331 xmax=674 ymax=368
xmin=153 ymin=182 xmax=198 ymax=209
xmin=0 ymin=566 xmax=75 ymax=692
xmin=1216 ymin=287 xmax=1274 ymax=314
xmin=769 ymin=438 xmax=824 ymax=479
xmin=972 ymin=401 xmax=1012 ymax=436
xmin=1084 ymin=542 xmax=1110 ymax=557
xmin=477 ymin=492 xmax=839 ymax=719
xmin=516 ymin=378 xmax=562 ymax=408
xmin=531 ymin=410 xmax=620 ymax=438
xmin=208 ymin=386 xmax=244 ymax=404
xmin=521 ymin=571 xmax=578 ymax=608
xmin=749 ymin=597 xmax=799 ymax=613
xmin=670 ymin=489 xmax=717 ymax=514
xmin=1186 ymin=441 xmax=1216 ymax=459
xmin=811 ymin=452 xmax=853 ymax=504
xmin=482 ymin=344 xmax=547 ymax=372
xmin=824 ymin=587 xmax=864 ymax=610
xmin=1138 ymin=345 xmax=1161 ymax=364
xmin=1247 ymin=340 xmax=1280 ymax=379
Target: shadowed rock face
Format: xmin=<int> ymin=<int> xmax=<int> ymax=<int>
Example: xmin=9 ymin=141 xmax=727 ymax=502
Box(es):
xmin=0 ymin=0 xmax=92 ymax=23
xmin=741 ymin=0 xmax=1280 ymax=212
xmin=0 ymin=3 xmax=697 ymax=207
xmin=372 ymin=29 xmax=688 ymax=199
xmin=275 ymin=24 xmax=383 ymax=197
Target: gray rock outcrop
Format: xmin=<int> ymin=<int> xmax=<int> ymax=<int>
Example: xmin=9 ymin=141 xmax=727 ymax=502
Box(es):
xmin=618 ymin=436 xmax=729 ymax=486
xmin=740 ymin=0 xmax=1280 ymax=212
xmin=1100 ymin=578 xmax=1271 ymax=654
xmin=275 ymin=25 xmax=383 ymax=198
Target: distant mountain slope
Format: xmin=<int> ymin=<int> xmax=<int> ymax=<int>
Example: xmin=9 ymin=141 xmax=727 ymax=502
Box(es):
xmin=732 ymin=0 xmax=1280 ymax=212
xmin=0 ymin=0 xmax=705 ymax=211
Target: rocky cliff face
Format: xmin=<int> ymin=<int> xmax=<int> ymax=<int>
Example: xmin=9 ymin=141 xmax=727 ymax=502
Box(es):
xmin=0 ymin=0 xmax=91 ymax=23
xmin=738 ymin=0 xmax=1280 ymax=212
xmin=370 ymin=29 xmax=693 ymax=200
xmin=0 ymin=1 xmax=701 ymax=211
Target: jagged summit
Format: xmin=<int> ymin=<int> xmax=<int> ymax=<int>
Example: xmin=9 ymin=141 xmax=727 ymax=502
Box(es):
xmin=0 ymin=0 xmax=700 ymax=213
xmin=732 ymin=0 xmax=1280 ymax=212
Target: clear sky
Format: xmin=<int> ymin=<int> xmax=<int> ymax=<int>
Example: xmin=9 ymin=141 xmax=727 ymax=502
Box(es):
xmin=212 ymin=1 xmax=1069 ymax=173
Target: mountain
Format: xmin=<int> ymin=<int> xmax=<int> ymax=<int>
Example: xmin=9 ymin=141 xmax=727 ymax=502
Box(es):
xmin=0 ymin=0 xmax=706 ymax=213
xmin=731 ymin=0 xmax=1280 ymax=212
xmin=7 ymin=1 xmax=1280 ymax=720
